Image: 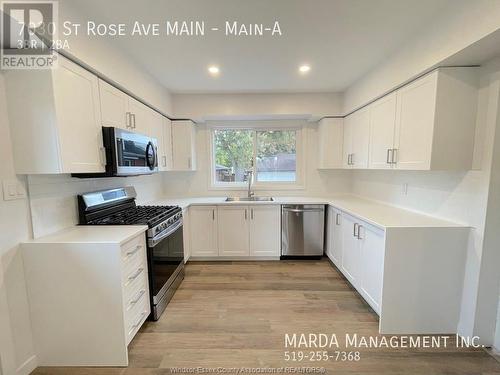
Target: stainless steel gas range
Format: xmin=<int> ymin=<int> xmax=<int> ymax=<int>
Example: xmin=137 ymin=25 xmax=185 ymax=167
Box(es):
xmin=78 ymin=186 xmax=184 ymax=320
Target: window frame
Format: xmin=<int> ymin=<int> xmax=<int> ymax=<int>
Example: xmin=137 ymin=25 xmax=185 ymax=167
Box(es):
xmin=208 ymin=121 xmax=305 ymax=191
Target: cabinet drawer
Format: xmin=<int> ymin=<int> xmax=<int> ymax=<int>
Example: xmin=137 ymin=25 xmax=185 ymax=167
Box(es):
xmin=121 ymin=235 xmax=146 ymax=267
xmin=122 ymin=261 xmax=147 ymax=290
xmin=124 ymin=293 xmax=150 ymax=345
xmin=123 ymin=270 xmax=148 ymax=310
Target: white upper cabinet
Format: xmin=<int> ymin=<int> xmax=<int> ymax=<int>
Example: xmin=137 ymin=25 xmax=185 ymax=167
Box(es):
xmin=171 ymin=120 xmax=197 ymax=171
xmin=323 ymin=67 xmax=478 ymax=171
xmin=149 ymin=111 xmax=173 ymax=171
xmin=5 ymin=55 xmax=105 ymax=174
xmin=249 ymin=205 xmax=281 ymax=257
xmin=318 ymin=118 xmax=344 ymax=169
xmin=99 ymin=79 xmax=160 ymax=137
xmin=128 ymin=98 xmax=152 ymax=136
xmin=98 ymin=80 xmax=130 ymax=130
xmin=343 ymin=108 xmax=370 ymax=169
xmin=393 ymin=68 xmax=478 ymax=170
xmin=218 ymin=206 xmax=250 ymax=256
xmin=368 ymin=92 xmax=398 ymax=169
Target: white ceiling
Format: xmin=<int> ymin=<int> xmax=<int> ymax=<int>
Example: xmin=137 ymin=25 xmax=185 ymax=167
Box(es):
xmin=64 ymin=0 xmax=455 ymax=93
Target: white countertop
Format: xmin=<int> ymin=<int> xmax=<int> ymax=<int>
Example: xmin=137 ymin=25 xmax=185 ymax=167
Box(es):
xmin=25 ymin=225 xmax=148 ymax=245
xmin=150 ymin=195 xmax=467 ymax=229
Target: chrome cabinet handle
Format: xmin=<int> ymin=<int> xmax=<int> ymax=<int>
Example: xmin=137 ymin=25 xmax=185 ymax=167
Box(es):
xmin=392 ymin=149 xmax=398 ymax=164
xmin=335 ymin=213 xmax=341 ymax=225
xmin=125 ymin=112 xmax=131 ymax=128
xmin=357 ymin=225 xmax=363 ymax=239
xmin=98 ymin=146 xmax=106 ymax=166
xmin=130 ymin=113 xmax=136 ymax=128
xmin=347 ymin=154 xmax=351 ymax=165
xmin=251 ymin=208 xmax=254 ymax=220
xmin=126 ymin=245 xmax=142 ymax=258
xmin=353 ymin=223 xmax=358 ymax=237
xmin=244 ymin=209 xmax=247 ymax=220
xmin=386 ymin=149 xmax=393 ymax=164
xmin=129 ymin=289 xmax=146 ymax=307
xmin=162 ymin=155 xmax=167 ymax=167
xmin=127 ymin=267 xmax=144 ymax=283
xmin=129 ymin=311 xmax=147 ymax=334
xmin=212 ymin=209 xmax=215 ymax=220
xmin=351 ymin=153 xmax=355 ymax=165
xmin=188 ymin=157 xmax=192 ymax=169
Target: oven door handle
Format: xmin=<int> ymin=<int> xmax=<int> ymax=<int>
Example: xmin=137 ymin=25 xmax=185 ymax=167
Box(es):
xmin=149 ymin=218 xmax=183 ymax=247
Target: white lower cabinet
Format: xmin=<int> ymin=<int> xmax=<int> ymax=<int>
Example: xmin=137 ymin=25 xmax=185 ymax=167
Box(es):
xmin=249 ymin=206 xmax=281 ymax=257
xmin=218 ymin=206 xmax=250 ymax=256
xmin=325 ymin=206 xmax=342 ymax=267
xmin=340 ymin=213 xmax=362 ymax=287
xmin=21 ymin=230 xmax=149 ymax=366
xmin=358 ymin=222 xmax=384 ymax=314
xmin=337 ymin=212 xmax=383 ymax=313
xmin=189 ymin=206 xmax=218 ymax=256
xmin=189 ymin=205 xmax=280 ymax=259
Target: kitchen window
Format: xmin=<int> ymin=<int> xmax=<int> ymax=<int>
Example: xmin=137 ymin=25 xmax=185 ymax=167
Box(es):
xmin=210 ymin=124 xmax=303 ymax=189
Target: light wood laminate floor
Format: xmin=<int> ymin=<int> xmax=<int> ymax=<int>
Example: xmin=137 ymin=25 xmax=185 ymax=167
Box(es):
xmin=32 ymin=259 xmax=500 ymax=375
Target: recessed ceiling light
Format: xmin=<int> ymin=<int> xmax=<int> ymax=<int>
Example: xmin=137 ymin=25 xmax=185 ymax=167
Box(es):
xmin=299 ymin=64 xmax=311 ymax=73
xmin=208 ymin=65 xmax=220 ymax=75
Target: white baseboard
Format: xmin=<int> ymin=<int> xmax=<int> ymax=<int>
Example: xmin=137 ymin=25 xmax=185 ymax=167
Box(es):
xmin=16 ymin=355 xmax=36 ymax=375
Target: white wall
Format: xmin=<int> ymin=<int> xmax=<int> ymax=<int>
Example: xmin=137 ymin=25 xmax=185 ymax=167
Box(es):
xmin=0 ymin=74 xmax=36 ymax=375
xmin=349 ymin=60 xmax=500 ymax=345
xmin=162 ymin=120 xmax=351 ymax=198
xmin=58 ymin=1 xmax=173 ymax=115
xmin=172 ymin=92 xmax=342 ymax=120
xmin=344 ymin=0 xmax=500 ymax=113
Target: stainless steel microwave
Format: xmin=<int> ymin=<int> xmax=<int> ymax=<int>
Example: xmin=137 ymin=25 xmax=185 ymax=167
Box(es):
xmin=73 ymin=127 xmax=158 ymax=178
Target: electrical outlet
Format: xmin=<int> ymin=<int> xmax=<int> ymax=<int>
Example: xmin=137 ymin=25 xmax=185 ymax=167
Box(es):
xmin=2 ymin=180 xmax=26 ymax=201
xmin=402 ymin=183 xmax=408 ymax=196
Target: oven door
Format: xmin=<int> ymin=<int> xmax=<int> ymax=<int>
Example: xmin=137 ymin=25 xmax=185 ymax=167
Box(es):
xmin=113 ymin=128 xmax=158 ymax=176
xmin=147 ymin=220 xmax=184 ymax=305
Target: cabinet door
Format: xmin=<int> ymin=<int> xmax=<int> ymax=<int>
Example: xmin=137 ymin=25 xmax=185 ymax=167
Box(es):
xmin=218 ymin=206 xmax=249 ymax=256
xmin=326 ymin=207 xmax=343 ymax=267
xmin=182 ymin=208 xmax=190 ymax=262
xmin=128 ymin=98 xmax=152 ymax=136
xmin=394 ymin=72 xmax=438 ymax=170
xmin=369 ymin=93 xmax=397 ymax=169
xmin=342 ymin=116 xmax=353 ymax=168
xmin=162 ymin=118 xmax=173 ymax=170
xmin=340 ymin=214 xmax=360 ymax=287
xmin=249 ymin=206 xmax=280 ymax=257
xmin=171 ymin=120 xmax=196 ymax=171
xmin=149 ymin=111 xmax=166 ymax=170
xmin=98 ymin=79 xmax=130 ymax=130
xmin=359 ymin=223 xmax=385 ymax=314
xmin=189 ymin=206 xmax=218 ymax=256
xmin=53 ymin=57 xmax=105 ymax=173
xmin=318 ymin=118 xmax=344 ymax=169
xmin=350 ymin=107 xmax=370 ymax=169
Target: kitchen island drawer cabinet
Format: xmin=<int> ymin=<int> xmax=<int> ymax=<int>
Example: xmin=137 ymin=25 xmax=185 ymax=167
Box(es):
xmin=21 ymin=228 xmax=149 ymax=366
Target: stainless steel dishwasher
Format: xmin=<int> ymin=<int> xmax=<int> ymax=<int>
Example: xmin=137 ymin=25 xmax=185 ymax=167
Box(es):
xmin=281 ymin=204 xmax=325 ymax=257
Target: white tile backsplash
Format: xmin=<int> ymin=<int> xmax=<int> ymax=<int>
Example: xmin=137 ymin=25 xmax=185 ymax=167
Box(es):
xmin=27 ymin=173 xmax=165 ymax=238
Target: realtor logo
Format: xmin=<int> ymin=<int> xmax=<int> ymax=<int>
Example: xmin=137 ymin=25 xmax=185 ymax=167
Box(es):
xmin=1 ymin=0 xmax=58 ymax=69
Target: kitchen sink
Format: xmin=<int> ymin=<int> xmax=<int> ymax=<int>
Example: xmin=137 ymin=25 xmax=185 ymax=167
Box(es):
xmin=225 ymin=196 xmax=274 ymax=202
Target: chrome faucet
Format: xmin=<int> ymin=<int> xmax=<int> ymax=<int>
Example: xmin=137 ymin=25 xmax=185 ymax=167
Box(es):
xmin=247 ymin=170 xmax=254 ymax=198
